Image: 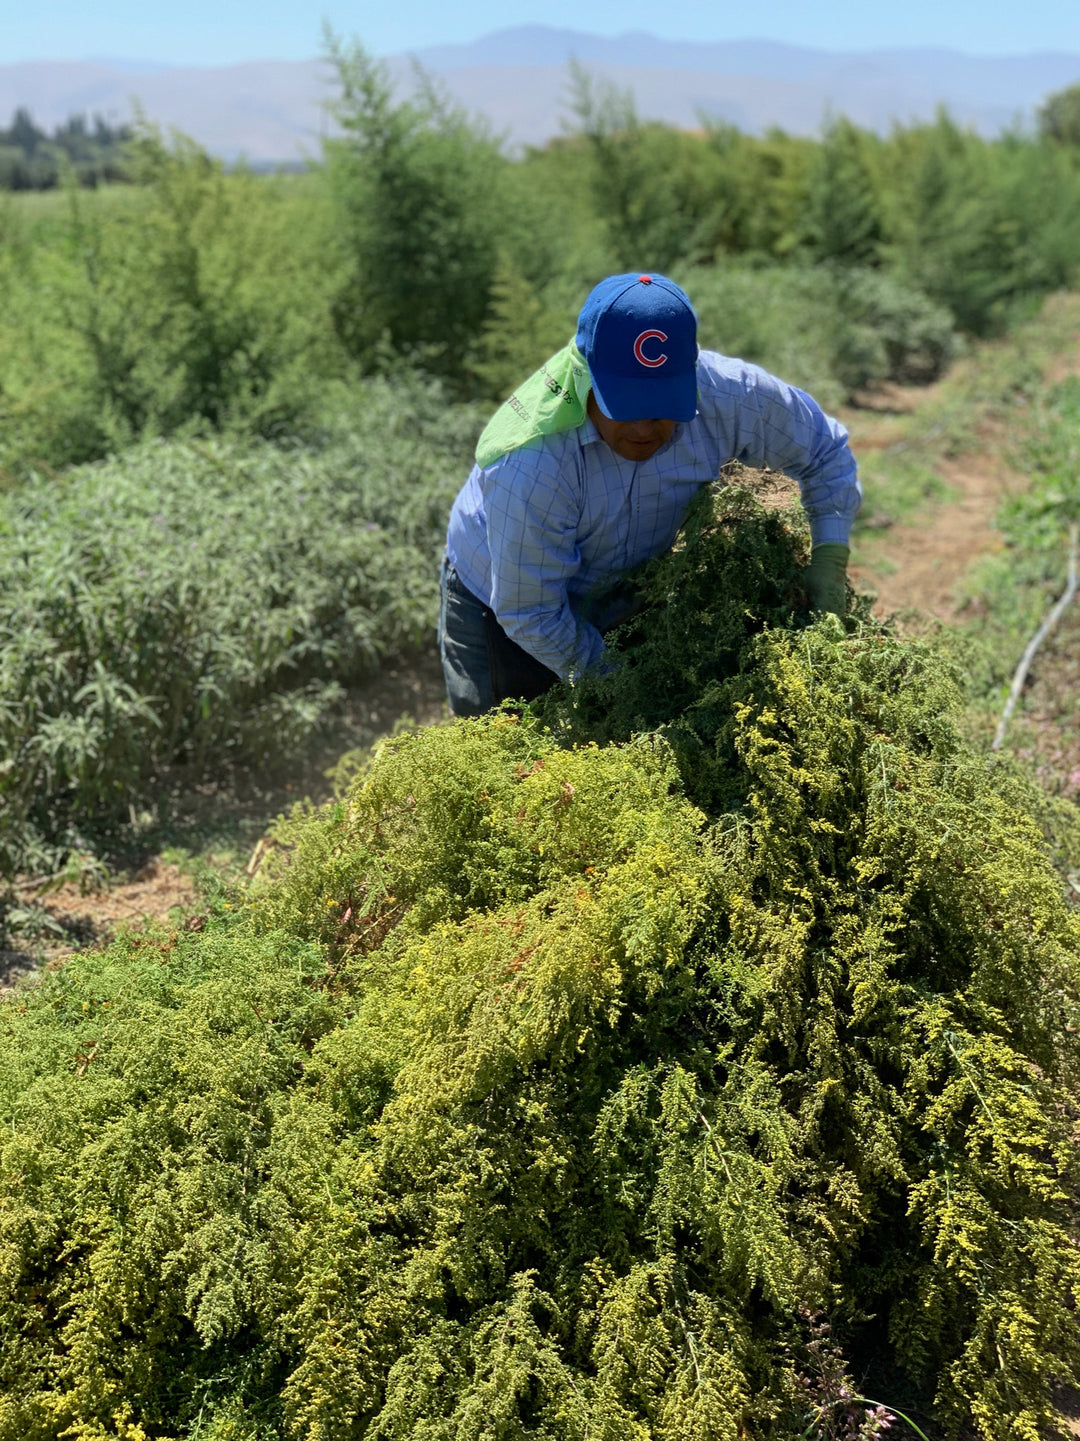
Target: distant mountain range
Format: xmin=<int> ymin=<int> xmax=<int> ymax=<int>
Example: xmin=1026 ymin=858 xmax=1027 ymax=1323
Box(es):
xmin=3 ymin=27 xmax=1080 ymax=164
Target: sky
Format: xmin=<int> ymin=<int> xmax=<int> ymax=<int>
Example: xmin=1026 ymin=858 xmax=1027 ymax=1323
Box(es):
xmin=4 ymin=0 xmax=1080 ymax=66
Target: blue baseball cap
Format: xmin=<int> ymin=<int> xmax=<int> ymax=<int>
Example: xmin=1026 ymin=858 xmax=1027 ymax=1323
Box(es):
xmin=576 ymin=272 xmax=698 ymax=423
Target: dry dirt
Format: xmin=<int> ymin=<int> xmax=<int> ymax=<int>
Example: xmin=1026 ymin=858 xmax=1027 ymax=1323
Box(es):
xmin=843 ymin=355 xmax=1080 ymax=1440
xmin=2 ymin=655 xmax=450 ymax=986
xmin=1056 ymin=1388 xmax=1080 ymax=1441
xmin=847 ymin=293 xmax=1080 ymax=623
xmin=0 ymin=861 xmax=200 ymax=989
xmin=844 ymin=381 xmax=1024 ymax=622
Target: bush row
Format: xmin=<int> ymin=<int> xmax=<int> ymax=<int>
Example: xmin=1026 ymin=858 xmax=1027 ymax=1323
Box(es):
xmin=0 ymin=108 xmax=131 ymax=191
xmin=5 ymin=51 xmax=1080 ymax=476
xmin=0 ymin=379 xmax=478 ymax=872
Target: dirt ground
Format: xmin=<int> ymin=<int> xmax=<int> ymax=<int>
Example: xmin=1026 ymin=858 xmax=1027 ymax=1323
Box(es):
xmin=0 ymin=861 xmax=200 ymax=989
xmin=1057 ymin=1388 xmax=1080 ymax=1440
xmin=845 ymin=382 xmax=1023 ymax=622
xmin=2 ymin=655 xmax=449 ymax=984
xmin=847 ymin=293 xmax=1080 ymax=623
xmin=841 ymin=301 xmax=1080 ymax=809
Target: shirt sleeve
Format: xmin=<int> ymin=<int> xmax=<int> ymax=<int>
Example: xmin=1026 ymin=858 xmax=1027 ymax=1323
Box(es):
xmin=701 ymin=355 xmax=862 ymax=545
xmin=483 ymin=450 xmax=606 ymax=680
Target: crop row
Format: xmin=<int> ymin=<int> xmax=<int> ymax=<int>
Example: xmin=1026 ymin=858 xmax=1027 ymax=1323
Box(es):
xmin=0 ymin=379 xmax=479 ymax=872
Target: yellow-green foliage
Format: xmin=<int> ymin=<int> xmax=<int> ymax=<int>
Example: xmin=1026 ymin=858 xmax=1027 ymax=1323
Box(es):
xmin=1 ymin=496 xmax=1079 ymax=1440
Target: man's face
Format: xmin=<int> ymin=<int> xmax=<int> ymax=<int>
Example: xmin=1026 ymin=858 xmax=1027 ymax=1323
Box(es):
xmin=587 ymin=393 xmax=677 ymax=462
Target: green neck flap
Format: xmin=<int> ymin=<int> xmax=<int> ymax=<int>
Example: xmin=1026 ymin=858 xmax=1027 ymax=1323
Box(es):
xmin=475 ymin=341 xmax=591 ymax=470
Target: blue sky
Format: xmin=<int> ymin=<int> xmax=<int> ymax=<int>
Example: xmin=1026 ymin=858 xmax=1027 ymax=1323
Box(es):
xmin=5 ymin=0 xmax=1080 ymax=65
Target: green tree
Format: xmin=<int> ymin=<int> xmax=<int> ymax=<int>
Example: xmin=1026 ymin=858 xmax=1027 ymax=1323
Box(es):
xmin=697 ymin=122 xmax=814 ymax=261
xmin=0 ymin=108 xmax=130 ymax=190
xmin=324 ymin=33 xmax=505 ymax=380
xmin=59 ymin=126 xmax=341 ymax=444
xmin=563 ymin=63 xmax=719 ymax=273
xmin=471 ymin=254 xmax=574 ymax=400
xmin=1038 ymin=82 xmax=1080 ymax=145
xmin=884 ymin=112 xmax=1034 ymax=334
xmin=5 ymin=107 xmax=44 ymax=157
xmin=804 ymin=116 xmax=883 ymax=265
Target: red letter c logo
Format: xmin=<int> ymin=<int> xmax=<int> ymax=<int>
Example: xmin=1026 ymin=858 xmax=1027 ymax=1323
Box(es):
xmin=634 ymin=329 xmax=668 ymax=368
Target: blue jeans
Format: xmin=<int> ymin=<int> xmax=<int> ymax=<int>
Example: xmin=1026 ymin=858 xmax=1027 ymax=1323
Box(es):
xmin=438 ymin=558 xmax=560 ymax=716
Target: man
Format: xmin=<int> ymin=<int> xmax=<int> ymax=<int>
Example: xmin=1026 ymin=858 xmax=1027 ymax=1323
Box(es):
xmin=440 ymin=271 xmax=861 ymax=716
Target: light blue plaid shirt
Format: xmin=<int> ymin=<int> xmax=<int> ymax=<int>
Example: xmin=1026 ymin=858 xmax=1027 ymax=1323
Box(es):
xmin=447 ymin=350 xmax=861 ymax=679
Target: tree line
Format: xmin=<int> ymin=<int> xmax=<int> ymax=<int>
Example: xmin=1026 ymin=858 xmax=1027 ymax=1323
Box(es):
xmin=0 ymin=106 xmax=131 ymax=189
xmin=3 ymin=50 xmax=1080 ymax=482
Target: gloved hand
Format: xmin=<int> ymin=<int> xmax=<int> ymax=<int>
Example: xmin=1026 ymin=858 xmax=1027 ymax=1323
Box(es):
xmin=802 ymin=542 xmax=850 ymax=617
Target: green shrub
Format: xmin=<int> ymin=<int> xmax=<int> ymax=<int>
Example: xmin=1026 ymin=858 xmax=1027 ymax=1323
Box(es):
xmin=675 ymin=264 xmax=846 ymax=409
xmin=63 ymin=132 xmax=343 ymax=444
xmin=0 ymin=142 xmax=344 ymax=477
xmin=1039 ymin=83 xmax=1080 ymax=146
xmin=469 ymin=255 xmax=578 ymax=402
xmin=951 ymin=374 xmax=1080 ymax=707
xmin=560 ymin=66 xmax=733 ymax=276
xmin=803 ymin=118 xmax=884 ymax=268
xmin=0 ymin=380 xmax=480 ymax=873
xmin=831 ymin=267 xmax=959 ymax=389
xmin=676 ymin=264 xmax=957 ymax=407
xmin=0 ymin=108 xmax=131 ymax=191
xmin=883 ymin=116 xmax=1080 ymax=336
xmin=325 ymin=36 xmax=505 ymax=383
xmin=0 ymin=190 xmax=116 ymax=476
xmin=1 ymin=489 xmax=1077 ymax=1439
xmin=4 ymin=87 xmax=1080 ymax=474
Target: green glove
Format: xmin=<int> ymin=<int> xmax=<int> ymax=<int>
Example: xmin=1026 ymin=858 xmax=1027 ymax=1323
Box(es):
xmin=802 ymin=542 xmax=850 ymax=617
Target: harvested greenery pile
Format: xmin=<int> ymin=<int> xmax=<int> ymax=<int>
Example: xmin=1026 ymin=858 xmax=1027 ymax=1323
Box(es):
xmin=1 ymin=488 xmax=1078 ymax=1440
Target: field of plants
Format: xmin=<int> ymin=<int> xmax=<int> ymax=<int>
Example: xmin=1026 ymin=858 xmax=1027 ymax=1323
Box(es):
xmin=2 ymin=41 xmax=1080 ymax=1441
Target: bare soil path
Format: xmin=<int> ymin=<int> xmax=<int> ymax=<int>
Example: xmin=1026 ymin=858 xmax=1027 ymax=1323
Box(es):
xmin=841 ymin=294 xmax=1080 ymax=813
xmin=848 ymin=400 xmax=1019 ymax=621
xmin=846 ymin=293 xmax=1080 ymax=622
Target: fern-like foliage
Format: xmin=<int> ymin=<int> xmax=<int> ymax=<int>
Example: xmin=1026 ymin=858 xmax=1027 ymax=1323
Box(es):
xmin=0 ymin=486 xmax=1078 ymax=1440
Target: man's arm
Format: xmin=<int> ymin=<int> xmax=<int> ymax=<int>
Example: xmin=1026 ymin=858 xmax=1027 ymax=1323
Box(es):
xmin=483 ymin=452 xmax=607 ymax=679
